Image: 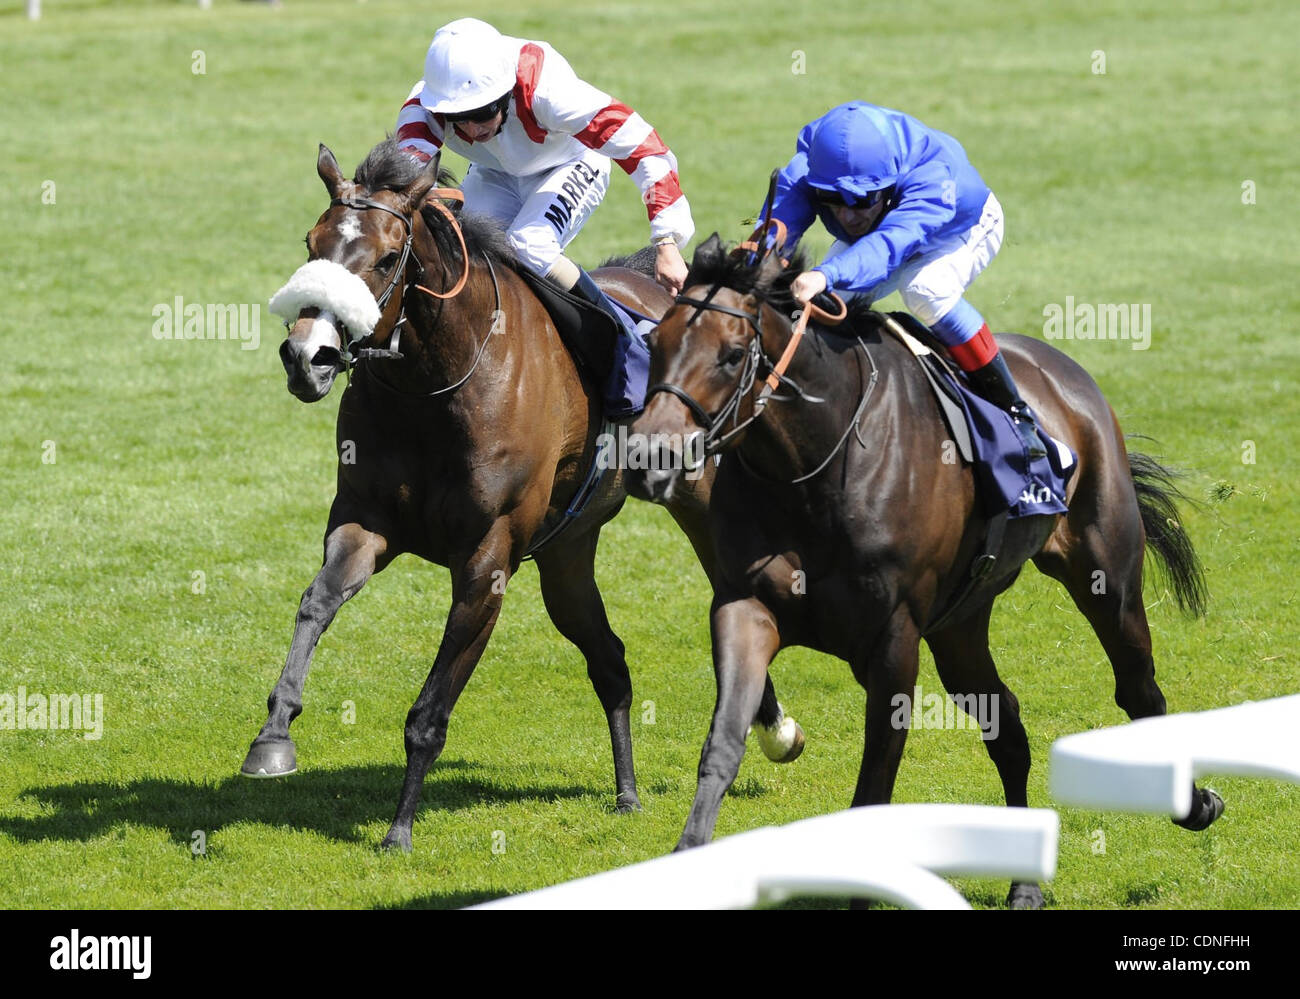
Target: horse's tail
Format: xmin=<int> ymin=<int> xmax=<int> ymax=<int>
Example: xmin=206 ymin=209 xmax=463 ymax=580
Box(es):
xmin=1127 ymin=446 xmax=1208 ymax=617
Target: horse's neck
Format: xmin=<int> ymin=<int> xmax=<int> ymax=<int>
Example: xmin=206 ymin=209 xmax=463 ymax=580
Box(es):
xmin=395 ymin=245 xmax=501 ymax=394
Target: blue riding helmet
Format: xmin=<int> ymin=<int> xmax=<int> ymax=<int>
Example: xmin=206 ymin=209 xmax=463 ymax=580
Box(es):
xmin=804 ymin=102 xmax=902 ymax=202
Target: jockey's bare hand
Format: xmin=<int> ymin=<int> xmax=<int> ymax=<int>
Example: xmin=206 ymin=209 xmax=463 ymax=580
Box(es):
xmin=655 ymin=242 xmax=689 ymax=297
xmin=791 ymin=270 xmax=828 ymax=305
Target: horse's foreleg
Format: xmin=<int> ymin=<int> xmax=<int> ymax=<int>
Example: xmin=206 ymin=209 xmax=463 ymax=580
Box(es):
xmin=664 ymin=498 xmax=801 ymax=764
xmin=925 ymin=601 xmax=1041 ymax=909
xmin=849 ymin=606 xmax=921 ymax=810
xmin=836 ymin=608 xmax=923 ymax=911
xmin=242 ymin=522 xmax=387 ymax=778
xmin=380 ymin=524 xmax=513 ymax=852
xmin=676 ymin=596 xmax=779 ymax=850
xmin=535 ymin=529 xmax=640 ymax=812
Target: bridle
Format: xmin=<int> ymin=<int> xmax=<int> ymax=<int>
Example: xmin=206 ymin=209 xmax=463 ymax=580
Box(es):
xmin=315 ymin=188 xmax=499 ymax=397
xmin=646 ymin=280 xmax=848 ymax=456
xmin=323 ymin=188 xmax=470 ymax=360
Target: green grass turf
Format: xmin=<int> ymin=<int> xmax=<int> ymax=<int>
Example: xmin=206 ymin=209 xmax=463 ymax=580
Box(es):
xmin=1 ymin=0 xmax=1297 ymax=909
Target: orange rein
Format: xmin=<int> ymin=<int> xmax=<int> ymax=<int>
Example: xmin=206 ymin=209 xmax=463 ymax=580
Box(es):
xmin=762 ymin=292 xmax=848 ymax=394
xmin=413 ymin=188 xmax=471 ymax=300
xmin=731 ymin=217 xmax=849 ymax=395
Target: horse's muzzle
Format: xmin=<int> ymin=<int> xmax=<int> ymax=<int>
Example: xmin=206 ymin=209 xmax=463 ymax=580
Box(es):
xmin=280 ymin=337 xmax=341 ymax=402
xmin=280 ymin=313 xmax=344 ymax=402
xmin=626 ymin=461 xmax=681 ymax=504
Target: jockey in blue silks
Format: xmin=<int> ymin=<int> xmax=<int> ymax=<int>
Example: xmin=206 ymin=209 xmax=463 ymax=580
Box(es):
xmin=766 ymin=101 xmax=1047 ymax=458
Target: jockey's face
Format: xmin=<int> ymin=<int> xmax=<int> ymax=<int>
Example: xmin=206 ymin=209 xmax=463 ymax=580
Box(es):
xmin=832 ymin=202 xmax=880 ymax=238
xmin=458 ymin=112 xmax=504 ymax=142
xmin=814 ymin=186 xmax=890 ymax=239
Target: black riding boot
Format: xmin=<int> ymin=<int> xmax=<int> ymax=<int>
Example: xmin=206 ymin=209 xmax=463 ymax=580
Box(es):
xmin=966 ymin=354 xmax=1048 ymax=459
xmin=572 ymin=268 xmax=640 ymax=340
xmin=571 ymin=268 xmax=651 ymax=420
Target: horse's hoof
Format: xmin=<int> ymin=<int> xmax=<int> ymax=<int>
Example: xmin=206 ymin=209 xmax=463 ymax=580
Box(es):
xmin=1007 ymin=882 xmax=1044 ymax=910
xmin=240 ymin=739 xmax=298 ymax=778
xmin=756 ymin=709 xmax=806 ymax=764
xmin=615 ymin=792 xmax=643 ymax=814
xmin=777 ymin=722 xmax=806 ymax=763
xmin=1174 ymin=786 xmax=1225 ymax=831
xmin=379 ymin=829 xmax=413 ymax=853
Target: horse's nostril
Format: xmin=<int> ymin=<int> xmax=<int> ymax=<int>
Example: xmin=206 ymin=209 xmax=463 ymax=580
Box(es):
xmin=312 ymin=346 xmax=343 ymax=368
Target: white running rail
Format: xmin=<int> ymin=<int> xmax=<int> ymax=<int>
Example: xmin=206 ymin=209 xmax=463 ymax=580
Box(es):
xmin=1050 ymin=694 xmax=1300 ymax=816
xmin=473 ymin=804 xmax=1059 ymax=910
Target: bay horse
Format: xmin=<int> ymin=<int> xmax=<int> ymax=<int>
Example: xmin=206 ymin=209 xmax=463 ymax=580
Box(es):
xmin=244 ymin=140 xmax=802 ymax=852
xmin=627 ymin=232 xmax=1222 ymax=908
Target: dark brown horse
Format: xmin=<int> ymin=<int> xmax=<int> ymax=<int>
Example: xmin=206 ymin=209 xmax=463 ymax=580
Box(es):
xmin=243 ymin=141 xmax=801 ymax=851
xmin=626 ymin=233 xmax=1221 ymax=907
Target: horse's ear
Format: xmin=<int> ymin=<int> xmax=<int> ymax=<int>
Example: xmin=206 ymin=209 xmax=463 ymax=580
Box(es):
xmin=400 ymin=152 xmax=443 ymax=214
xmin=691 ymin=231 xmax=723 ymax=269
xmin=318 ymin=144 xmax=346 ymax=198
xmin=756 ymin=247 xmax=786 ymax=283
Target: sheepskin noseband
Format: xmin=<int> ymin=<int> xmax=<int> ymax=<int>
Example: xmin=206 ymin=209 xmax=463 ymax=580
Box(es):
xmin=269 ymin=259 xmax=381 ymax=341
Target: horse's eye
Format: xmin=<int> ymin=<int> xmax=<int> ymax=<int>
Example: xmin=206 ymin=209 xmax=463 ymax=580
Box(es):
xmin=377 ymin=252 xmax=401 ymax=272
xmin=722 ymin=345 xmax=746 ymax=367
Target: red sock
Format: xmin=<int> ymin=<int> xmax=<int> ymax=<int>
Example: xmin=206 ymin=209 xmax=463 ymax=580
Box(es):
xmin=948 ymin=323 xmax=999 ymax=372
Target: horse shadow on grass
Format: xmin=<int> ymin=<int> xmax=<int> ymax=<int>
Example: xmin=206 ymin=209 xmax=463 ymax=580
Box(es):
xmin=0 ymin=761 xmax=598 ymax=850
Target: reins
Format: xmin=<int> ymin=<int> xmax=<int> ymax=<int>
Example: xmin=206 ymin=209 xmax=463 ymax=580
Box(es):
xmin=413 ymin=189 xmax=470 ymax=300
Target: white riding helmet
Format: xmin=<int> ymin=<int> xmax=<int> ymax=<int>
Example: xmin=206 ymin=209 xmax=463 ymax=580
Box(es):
xmin=419 ymin=18 xmax=518 ymax=115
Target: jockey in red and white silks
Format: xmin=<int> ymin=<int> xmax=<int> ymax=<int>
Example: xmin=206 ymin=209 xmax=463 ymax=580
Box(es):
xmin=394 ymin=18 xmax=694 ymax=417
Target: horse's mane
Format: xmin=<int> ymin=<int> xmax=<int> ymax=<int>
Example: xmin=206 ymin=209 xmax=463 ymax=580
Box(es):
xmin=354 ymin=136 xmax=521 ymax=271
xmin=685 ymin=234 xmax=876 ymax=328
xmin=600 ymin=245 xmax=658 ymax=276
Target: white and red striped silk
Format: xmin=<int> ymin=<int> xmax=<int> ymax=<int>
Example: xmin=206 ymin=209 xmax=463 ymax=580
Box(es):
xmin=394 ymin=39 xmax=693 ymax=246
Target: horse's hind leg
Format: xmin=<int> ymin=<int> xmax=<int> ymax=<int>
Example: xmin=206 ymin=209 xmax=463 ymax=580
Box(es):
xmin=535 ymin=527 xmax=641 ymax=812
xmin=926 ymin=602 xmax=1042 ymax=909
xmin=1034 ymin=492 xmax=1223 ymax=831
xmin=663 ymin=496 xmax=802 ymax=763
xmin=242 ymin=520 xmax=389 ymax=778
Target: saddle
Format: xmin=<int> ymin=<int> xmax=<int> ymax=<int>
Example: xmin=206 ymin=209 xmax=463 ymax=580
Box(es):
xmin=878 ymin=311 xmax=976 ymax=465
xmin=874 ymin=311 xmax=1076 ymax=634
xmin=514 ymin=269 xmax=639 ymax=560
xmin=518 ymin=268 xmax=622 ymax=383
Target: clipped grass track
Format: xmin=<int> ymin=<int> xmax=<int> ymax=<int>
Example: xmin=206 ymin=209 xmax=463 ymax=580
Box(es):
xmin=1 ymin=0 xmax=1297 ymax=909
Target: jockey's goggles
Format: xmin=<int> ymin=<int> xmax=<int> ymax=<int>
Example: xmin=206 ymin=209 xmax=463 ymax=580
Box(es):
xmin=443 ymin=94 xmax=511 ymax=124
xmin=812 ymin=186 xmax=890 ymax=210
